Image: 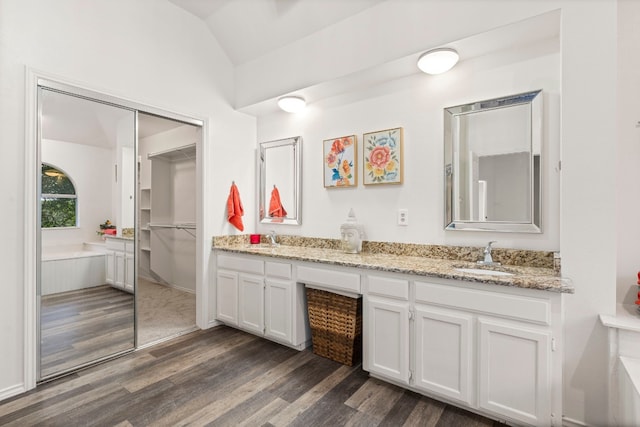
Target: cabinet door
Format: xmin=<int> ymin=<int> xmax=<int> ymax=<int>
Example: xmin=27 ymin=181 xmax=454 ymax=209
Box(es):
xmin=414 ymin=304 xmax=474 ymax=405
xmin=216 ymin=270 xmax=239 ymax=326
xmin=363 ymin=295 xmax=410 ymax=384
xmin=239 ymin=274 xmax=265 ymax=335
xmin=478 ymin=318 xmax=551 ymax=426
xmin=105 ymin=251 xmax=115 ymax=285
xmin=264 ymin=279 xmax=293 ymax=344
xmin=124 ymin=253 xmax=135 ymax=293
xmin=114 ymin=252 xmax=125 ymax=289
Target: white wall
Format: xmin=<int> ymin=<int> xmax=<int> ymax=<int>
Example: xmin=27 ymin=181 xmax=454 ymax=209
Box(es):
xmin=117 ymin=115 xmax=136 ymax=232
xmin=252 ymin=2 xmax=619 ymax=426
xmin=41 ymin=139 xmax=112 ymax=249
xmin=257 ymin=43 xmax=561 ymax=251
xmin=0 ymin=0 xmax=255 ymax=400
xmin=616 ymin=0 xmax=640 ymax=307
xmin=139 ymin=125 xmax=202 ymax=189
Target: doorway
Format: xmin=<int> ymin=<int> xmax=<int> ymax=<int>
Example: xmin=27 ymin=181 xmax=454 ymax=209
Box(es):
xmin=136 ymin=113 xmax=199 ymax=346
xmin=32 ymin=77 xmax=204 ymax=382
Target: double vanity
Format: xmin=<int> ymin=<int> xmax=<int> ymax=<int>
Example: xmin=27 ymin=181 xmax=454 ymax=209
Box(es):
xmin=212 ymin=236 xmax=572 ymax=427
xmin=220 ymin=88 xmax=567 ymax=426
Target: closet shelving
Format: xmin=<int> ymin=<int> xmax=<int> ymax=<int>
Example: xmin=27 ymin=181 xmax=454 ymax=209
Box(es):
xmin=139 ymin=187 xmax=151 ymax=252
xmin=147 ymin=142 xmax=197 ymax=291
xmin=147 ymin=143 xmax=196 ymax=162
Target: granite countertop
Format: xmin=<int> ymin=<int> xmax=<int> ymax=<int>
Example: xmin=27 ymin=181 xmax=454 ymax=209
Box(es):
xmin=105 ymin=235 xmax=134 ymax=241
xmin=213 ymin=240 xmax=574 ymax=294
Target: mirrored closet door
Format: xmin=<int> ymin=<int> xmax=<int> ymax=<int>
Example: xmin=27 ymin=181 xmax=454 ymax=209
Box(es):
xmin=136 ymin=113 xmax=199 ymax=346
xmin=38 ymin=86 xmax=136 ymax=380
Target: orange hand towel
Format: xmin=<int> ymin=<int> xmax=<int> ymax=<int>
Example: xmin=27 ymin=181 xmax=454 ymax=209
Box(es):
xmin=269 ymin=186 xmax=287 ymax=218
xmin=227 ymin=183 xmax=244 ymax=231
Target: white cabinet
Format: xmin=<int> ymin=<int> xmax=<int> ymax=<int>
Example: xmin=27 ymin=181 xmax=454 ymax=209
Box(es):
xmin=478 ymin=318 xmax=551 ymax=426
xmin=362 ymin=275 xmax=560 ymax=427
xmin=414 ymin=304 xmax=474 ymax=406
xmin=115 ymin=252 xmax=125 ymax=288
xmin=239 ymin=273 xmax=265 ymax=335
xmin=216 ymin=270 xmax=239 ymax=326
xmin=215 ymin=253 xmax=309 ymax=350
xmin=105 ymin=238 xmax=134 ymax=293
xmin=364 ymin=296 xmax=410 ymax=383
xmin=363 ymin=275 xmax=410 ymax=384
xmin=212 ymin=250 xmax=562 ymax=426
xmin=105 ymin=251 xmax=115 ymax=285
xmin=125 ymin=253 xmax=134 ymax=292
xmin=265 ymin=278 xmax=293 ymax=343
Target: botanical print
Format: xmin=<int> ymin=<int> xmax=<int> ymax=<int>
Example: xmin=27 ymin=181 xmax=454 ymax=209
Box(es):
xmin=363 ymin=127 xmax=403 ymax=185
xmin=323 ymin=135 xmax=357 ymax=188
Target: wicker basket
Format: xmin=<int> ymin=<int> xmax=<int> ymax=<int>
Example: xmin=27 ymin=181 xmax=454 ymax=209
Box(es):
xmin=306 ymin=287 xmax=362 ymax=366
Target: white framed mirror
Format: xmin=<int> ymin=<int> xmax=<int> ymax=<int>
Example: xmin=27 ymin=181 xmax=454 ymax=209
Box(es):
xmin=259 ymin=136 xmax=302 ymax=225
xmin=444 ymin=90 xmax=543 ymax=233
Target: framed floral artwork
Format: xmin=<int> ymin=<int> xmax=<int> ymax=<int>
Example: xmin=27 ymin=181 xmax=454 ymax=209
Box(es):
xmin=323 ymin=135 xmax=357 ymax=188
xmin=363 ymin=127 xmax=403 ymax=185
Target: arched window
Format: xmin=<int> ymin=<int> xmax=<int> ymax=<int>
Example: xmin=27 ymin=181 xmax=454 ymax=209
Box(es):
xmin=41 ymin=164 xmax=77 ymax=228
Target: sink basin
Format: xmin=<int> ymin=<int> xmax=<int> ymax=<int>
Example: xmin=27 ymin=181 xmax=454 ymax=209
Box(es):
xmin=454 ymin=268 xmax=514 ymax=277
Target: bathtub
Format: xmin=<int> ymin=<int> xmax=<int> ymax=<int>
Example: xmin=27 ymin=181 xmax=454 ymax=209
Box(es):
xmin=41 ymin=246 xmax=106 ymax=295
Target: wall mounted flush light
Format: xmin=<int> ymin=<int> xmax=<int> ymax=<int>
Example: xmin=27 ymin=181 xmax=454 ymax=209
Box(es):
xmin=277 ymin=96 xmax=306 ymax=113
xmin=417 ymin=48 xmax=459 ymax=75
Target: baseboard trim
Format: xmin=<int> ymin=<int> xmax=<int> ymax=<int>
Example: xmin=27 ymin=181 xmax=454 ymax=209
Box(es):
xmin=562 ymin=416 xmax=589 ymax=427
xmin=0 ymin=383 xmax=26 ymax=402
xmin=136 ymin=326 xmax=200 ymax=350
xmin=206 ymin=319 xmax=222 ymax=329
xmin=141 ymin=278 xmax=195 ymax=295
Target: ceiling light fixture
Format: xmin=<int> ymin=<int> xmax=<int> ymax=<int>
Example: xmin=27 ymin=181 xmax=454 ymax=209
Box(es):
xmin=277 ymin=96 xmax=306 ymax=113
xmin=44 ymin=170 xmax=63 ymax=178
xmin=417 ymin=48 xmax=459 ymax=75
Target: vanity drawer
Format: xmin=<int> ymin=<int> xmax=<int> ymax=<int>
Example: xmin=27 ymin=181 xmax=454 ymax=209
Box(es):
xmin=297 ymin=265 xmax=360 ymax=294
xmin=414 ymin=281 xmax=551 ymax=325
xmin=106 ymin=238 xmax=127 ymax=252
xmin=265 ymin=261 xmax=292 ymax=279
xmin=217 ymin=254 xmax=264 ymax=275
xmin=366 ymin=275 xmax=409 ymax=300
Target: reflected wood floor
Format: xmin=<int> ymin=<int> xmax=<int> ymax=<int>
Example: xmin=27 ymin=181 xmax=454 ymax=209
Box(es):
xmin=2 ymin=326 xmax=501 ymax=426
xmin=40 ymin=285 xmax=134 ymax=378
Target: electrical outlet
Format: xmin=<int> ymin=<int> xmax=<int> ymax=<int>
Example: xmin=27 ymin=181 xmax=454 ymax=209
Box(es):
xmin=398 ymin=209 xmax=409 ymax=226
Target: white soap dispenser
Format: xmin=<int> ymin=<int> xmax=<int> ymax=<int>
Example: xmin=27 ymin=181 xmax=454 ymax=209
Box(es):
xmin=340 ymin=208 xmax=365 ymax=254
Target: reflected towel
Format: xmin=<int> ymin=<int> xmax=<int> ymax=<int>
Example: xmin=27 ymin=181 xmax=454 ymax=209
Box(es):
xmin=269 ymin=186 xmax=287 ymax=218
xmin=227 ymin=183 xmax=244 ymax=231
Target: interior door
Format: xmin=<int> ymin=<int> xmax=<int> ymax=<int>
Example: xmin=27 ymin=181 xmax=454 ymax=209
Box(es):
xmin=37 ymin=87 xmax=136 ymax=381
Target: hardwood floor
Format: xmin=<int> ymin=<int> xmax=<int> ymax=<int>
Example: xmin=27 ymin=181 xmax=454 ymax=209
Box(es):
xmin=3 ymin=326 xmax=502 ymax=426
xmin=40 ymin=285 xmax=134 ymax=378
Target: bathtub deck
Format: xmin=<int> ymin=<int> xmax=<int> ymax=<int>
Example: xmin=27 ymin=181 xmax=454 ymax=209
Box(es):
xmin=40 ymin=285 xmax=134 ymax=379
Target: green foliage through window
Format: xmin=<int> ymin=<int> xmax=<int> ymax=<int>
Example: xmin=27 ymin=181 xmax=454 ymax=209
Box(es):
xmin=41 ymin=164 xmax=77 ymax=228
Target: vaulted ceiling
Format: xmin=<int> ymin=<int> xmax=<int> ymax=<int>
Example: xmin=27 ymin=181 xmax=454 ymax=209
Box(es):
xmin=167 ymin=0 xmax=386 ymax=65
xmin=41 ymin=1 xmax=560 ymax=143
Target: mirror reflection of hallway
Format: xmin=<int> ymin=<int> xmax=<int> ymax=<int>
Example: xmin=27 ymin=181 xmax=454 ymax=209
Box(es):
xmin=137 ymin=113 xmax=199 ymax=346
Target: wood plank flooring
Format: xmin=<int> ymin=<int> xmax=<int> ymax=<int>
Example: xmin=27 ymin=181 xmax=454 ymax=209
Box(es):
xmin=2 ymin=326 xmax=502 ymax=426
xmin=40 ymin=285 xmax=135 ymax=378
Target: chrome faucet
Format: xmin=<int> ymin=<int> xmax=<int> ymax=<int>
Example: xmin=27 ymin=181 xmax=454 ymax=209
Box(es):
xmin=478 ymin=241 xmax=500 ymax=265
xmin=268 ymin=230 xmax=279 ymax=246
